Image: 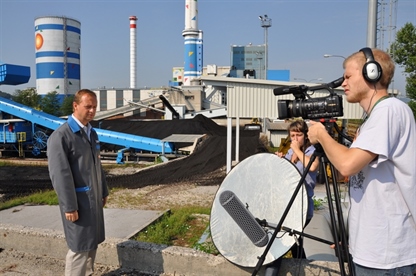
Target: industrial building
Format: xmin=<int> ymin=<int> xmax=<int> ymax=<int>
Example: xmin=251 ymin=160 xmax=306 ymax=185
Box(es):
xmin=0 ymin=0 xmax=399 ymax=169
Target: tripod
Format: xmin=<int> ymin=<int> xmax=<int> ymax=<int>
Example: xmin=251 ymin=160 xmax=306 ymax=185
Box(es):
xmin=251 ymin=127 xmax=354 ymax=276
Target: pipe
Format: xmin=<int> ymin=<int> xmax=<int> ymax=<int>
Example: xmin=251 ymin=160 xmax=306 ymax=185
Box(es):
xmin=159 ymin=95 xmax=180 ymax=119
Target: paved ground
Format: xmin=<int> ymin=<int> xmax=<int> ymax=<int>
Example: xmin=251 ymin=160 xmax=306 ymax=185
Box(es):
xmin=0 ymin=206 xmax=166 ymax=240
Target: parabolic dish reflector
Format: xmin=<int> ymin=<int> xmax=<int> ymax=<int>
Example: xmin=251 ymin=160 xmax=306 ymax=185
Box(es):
xmin=210 ymin=153 xmax=308 ymax=267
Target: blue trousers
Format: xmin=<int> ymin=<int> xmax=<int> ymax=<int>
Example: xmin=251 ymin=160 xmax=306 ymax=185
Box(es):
xmin=353 ymin=262 xmax=416 ymax=276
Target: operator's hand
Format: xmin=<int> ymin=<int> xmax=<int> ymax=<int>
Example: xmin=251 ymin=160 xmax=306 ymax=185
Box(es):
xmin=65 ymin=210 xmax=79 ymax=222
xmin=307 ymin=121 xmax=326 ymax=144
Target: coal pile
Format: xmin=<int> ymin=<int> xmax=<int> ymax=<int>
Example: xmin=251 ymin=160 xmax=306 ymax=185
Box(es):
xmin=98 ymin=115 xmax=263 ymax=189
xmin=0 ymin=165 xmax=52 ymax=201
xmin=0 ymin=115 xmax=263 ymax=200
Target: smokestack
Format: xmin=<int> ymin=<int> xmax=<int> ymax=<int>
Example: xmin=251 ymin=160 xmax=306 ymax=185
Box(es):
xmin=366 ymin=0 xmax=377 ymax=48
xmin=182 ymin=0 xmax=203 ymax=86
xmin=129 ymin=15 xmax=137 ymax=88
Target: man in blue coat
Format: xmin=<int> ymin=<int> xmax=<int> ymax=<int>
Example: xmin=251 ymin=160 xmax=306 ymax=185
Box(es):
xmin=47 ymin=89 xmax=109 ymax=276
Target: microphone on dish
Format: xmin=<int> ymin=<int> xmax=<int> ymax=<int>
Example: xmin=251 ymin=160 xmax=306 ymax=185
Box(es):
xmin=219 ymin=190 xmax=269 ymax=247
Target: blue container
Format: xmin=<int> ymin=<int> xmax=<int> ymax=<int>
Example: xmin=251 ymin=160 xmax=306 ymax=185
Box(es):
xmin=0 ymin=63 xmax=30 ymax=85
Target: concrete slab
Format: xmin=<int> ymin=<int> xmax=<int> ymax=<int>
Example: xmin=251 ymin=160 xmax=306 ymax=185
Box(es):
xmin=304 ymin=212 xmax=338 ymax=262
xmin=303 ymin=182 xmax=349 ymax=262
xmin=0 ymin=205 xmax=165 ymax=239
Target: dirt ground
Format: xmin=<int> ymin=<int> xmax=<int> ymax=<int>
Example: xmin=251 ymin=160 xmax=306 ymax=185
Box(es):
xmin=0 ymin=115 xmax=263 ymax=275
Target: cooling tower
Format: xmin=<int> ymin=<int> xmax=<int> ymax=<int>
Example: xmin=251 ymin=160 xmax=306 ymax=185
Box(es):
xmin=35 ymin=16 xmax=81 ymax=97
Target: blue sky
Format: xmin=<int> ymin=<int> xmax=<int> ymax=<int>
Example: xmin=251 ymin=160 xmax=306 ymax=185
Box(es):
xmin=0 ymin=0 xmax=415 ymax=96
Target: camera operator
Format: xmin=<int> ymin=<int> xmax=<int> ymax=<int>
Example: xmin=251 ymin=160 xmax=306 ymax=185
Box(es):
xmin=266 ymin=120 xmax=319 ymax=276
xmin=308 ymin=48 xmax=416 ymax=275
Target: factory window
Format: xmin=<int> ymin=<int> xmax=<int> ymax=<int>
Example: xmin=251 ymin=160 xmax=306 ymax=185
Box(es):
xmin=246 ymin=62 xmax=253 ymax=66
xmin=133 ymin=90 xmax=140 ymax=102
xmin=116 ymin=90 xmax=123 ymax=108
xmin=100 ymin=90 xmax=107 ymax=111
xmin=247 ymin=58 xmax=253 ymax=61
xmin=243 ymin=69 xmax=255 ymax=76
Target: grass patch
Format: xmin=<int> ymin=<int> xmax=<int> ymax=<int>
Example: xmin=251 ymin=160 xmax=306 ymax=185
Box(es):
xmin=0 ymin=161 xmax=14 ymax=167
xmin=133 ymin=206 xmax=219 ymax=254
xmin=0 ymin=190 xmax=58 ymax=211
xmin=102 ymin=162 xmax=149 ymax=172
xmin=313 ymin=196 xmax=326 ymax=209
xmin=193 ymin=226 xmax=220 ymax=255
xmin=0 ymin=161 xmax=45 ymax=167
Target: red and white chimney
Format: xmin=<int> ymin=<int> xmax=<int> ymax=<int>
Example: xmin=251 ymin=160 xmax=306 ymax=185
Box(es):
xmin=129 ymin=16 xmax=138 ymax=88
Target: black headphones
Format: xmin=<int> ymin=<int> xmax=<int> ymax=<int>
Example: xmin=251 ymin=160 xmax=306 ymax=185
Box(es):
xmin=360 ymin=47 xmax=382 ymax=83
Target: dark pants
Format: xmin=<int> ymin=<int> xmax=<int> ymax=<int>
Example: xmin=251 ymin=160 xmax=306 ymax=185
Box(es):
xmin=353 ymin=261 xmax=416 ymax=276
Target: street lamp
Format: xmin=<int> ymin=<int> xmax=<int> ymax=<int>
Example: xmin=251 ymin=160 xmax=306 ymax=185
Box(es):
xmin=323 ymin=54 xmax=346 ymax=60
xmin=293 ymin=77 xmax=323 ymax=83
xmin=259 ymin=15 xmax=272 ymax=80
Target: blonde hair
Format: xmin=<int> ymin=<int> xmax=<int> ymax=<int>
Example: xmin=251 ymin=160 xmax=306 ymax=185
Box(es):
xmin=344 ymin=48 xmax=395 ymax=89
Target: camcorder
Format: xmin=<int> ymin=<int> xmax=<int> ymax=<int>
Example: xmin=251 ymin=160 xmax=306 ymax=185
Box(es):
xmin=273 ymin=77 xmax=344 ymax=120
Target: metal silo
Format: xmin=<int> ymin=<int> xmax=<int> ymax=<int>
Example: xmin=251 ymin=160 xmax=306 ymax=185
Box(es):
xmin=35 ymin=16 xmax=81 ymax=98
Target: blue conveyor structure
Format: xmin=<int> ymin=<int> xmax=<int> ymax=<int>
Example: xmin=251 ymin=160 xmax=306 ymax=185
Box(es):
xmin=0 ymin=97 xmax=174 ymax=160
xmin=0 ymin=63 xmax=31 ymax=85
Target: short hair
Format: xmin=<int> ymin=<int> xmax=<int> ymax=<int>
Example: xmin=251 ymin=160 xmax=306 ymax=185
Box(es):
xmin=287 ymin=120 xmax=311 ymax=150
xmin=344 ymin=48 xmax=395 ymax=89
xmin=73 ymin=89 xmax=97 ymax=104
xmin=288 ymin=120 xmax=308 ymax=133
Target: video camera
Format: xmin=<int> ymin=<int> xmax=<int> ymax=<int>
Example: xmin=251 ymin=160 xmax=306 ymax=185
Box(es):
xmin=273 ymin=77 xmax=344 ymax=120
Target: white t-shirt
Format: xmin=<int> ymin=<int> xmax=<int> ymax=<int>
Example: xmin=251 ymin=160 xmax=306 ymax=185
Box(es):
xmin=348 ymin=97 xmax=416 ymax=269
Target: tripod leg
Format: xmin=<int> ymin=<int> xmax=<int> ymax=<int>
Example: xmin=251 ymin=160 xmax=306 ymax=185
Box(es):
xmin=328 ymin=163 xmax=355 ymax=276
xmin=320 ymin=157 xmax=348 ymax=276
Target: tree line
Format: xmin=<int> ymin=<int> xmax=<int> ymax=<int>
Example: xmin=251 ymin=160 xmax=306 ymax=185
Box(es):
xmin=7 ymin=88 xmax=74 ymax=117
xmin=390 ymin=22 xmax=416 ymax=118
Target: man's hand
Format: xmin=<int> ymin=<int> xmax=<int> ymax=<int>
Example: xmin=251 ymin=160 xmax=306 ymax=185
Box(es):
xmin=65 ymin=210 xmax=79 ymax=222
xmin=307 ymin=121 xmax=326 ymax=144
